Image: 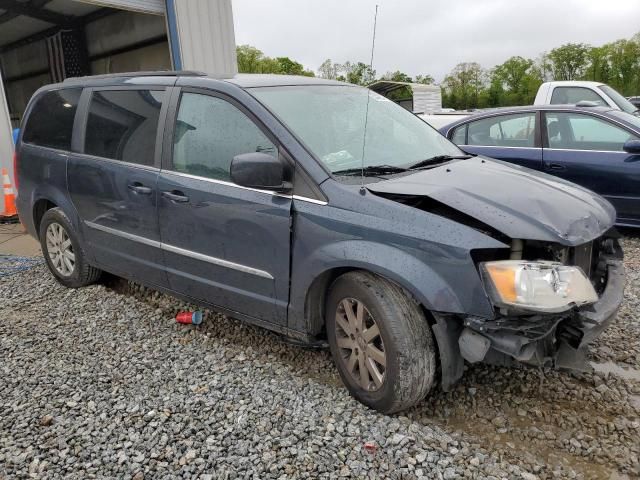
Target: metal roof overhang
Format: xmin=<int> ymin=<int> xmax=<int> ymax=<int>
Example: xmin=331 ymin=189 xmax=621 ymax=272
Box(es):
xmin=0 ymin=0 xmax=164 ymax=53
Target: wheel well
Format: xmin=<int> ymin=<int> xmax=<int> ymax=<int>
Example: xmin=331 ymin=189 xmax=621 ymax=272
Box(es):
xmin=304 ymin=267 xmax=354 ymax=338
xmin=32 ymin=199 xmax=57 ymax=239
xmin=304 ymin=267 xmax=437 ymax=338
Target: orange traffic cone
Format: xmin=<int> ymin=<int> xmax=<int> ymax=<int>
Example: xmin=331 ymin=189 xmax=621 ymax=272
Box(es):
xmin=2 ymin=167 xmax=17 ymax=218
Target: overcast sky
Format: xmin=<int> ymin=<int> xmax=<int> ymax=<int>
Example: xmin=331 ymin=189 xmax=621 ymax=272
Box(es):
xmin=232 ymin=0 xmax=640 ymax=82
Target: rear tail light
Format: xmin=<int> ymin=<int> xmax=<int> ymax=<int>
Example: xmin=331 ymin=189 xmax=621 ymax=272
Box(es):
xmin=12 ymin=150 xmax=18 ymax=190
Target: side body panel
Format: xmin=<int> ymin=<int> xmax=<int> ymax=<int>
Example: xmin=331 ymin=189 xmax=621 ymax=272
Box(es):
xmin=65 ymin=86 xmax=170 ymax=286
xmin=287 ymin=180 xmax=508 ymax=333
xmin=157 ymin=171 xmax=292 ymax=323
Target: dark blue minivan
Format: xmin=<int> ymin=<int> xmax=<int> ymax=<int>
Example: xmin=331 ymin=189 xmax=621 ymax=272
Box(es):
xmin=15 ymin=72 xmax=625 ymax=412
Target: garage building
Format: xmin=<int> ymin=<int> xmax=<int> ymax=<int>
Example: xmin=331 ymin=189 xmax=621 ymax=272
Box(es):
xmin=0 ymin=0 xmax=237 ymax=215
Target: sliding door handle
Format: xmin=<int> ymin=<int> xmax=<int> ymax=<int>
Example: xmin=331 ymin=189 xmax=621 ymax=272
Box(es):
xmin=127 ymin=183 xmax=152 ymax=195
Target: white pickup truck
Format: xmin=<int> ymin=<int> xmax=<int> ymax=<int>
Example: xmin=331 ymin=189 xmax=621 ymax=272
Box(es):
xmin=421 ymin=81 xmax=638 ymax=128
xmin=534 ymin=81 xmax=639 ymax=114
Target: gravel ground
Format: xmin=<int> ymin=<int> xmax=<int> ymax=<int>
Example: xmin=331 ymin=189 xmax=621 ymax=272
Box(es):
xmin=1 ymin=236 xmax=639 ymax=479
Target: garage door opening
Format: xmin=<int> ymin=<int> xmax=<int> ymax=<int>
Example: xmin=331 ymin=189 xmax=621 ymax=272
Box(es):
xmin=0 ymin=0 xmax=171 ymax=128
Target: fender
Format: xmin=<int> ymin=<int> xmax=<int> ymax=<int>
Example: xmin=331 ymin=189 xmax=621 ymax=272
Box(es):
xmin=287 ymin=239 xmax=490 ymax=334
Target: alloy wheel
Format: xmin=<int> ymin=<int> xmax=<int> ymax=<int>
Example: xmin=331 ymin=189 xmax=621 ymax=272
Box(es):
xmin=45 ymin=222 xmax=75 ymax=276
xmin=334 ymin=298 xmax=386 ymax=391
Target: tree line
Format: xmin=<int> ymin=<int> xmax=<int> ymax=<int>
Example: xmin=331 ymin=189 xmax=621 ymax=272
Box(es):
xmin=238 ymin=31 xmax=640 ymax=110
xmin=442 ymin=32 xmax=640 ymax=110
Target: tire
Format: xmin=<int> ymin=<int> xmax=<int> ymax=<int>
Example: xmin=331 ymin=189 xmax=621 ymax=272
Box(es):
xmin=326 ymin=271 xmax=437 ymax=413
xmin=39 ymin=207 xmax=102 ymax=288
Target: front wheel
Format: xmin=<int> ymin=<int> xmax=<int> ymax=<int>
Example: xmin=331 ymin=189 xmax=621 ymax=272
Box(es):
xmin=326 ymin=271 xmax=437 ymax=413
xmin=39 ymin=208 xmax=102 ymax=288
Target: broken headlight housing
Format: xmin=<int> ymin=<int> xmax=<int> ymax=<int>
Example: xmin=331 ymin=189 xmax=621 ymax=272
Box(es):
xmin=480 ymin=260 xmax=598 ymax=313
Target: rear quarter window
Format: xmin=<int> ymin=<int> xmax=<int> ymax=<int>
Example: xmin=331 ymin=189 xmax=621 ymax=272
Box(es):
xmin=84 ymin=89 xmax=165 ymax=167
xmin=22 ymin=89 xmax=82 ymax=150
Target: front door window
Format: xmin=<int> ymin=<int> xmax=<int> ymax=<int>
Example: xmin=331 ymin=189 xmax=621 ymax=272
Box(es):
xmin=545 ymin=112 xmax=638 ymax=151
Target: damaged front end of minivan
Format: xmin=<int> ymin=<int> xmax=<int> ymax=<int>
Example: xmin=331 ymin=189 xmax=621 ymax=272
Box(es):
xmin=368 ymin=158 xmax=626 ymax=391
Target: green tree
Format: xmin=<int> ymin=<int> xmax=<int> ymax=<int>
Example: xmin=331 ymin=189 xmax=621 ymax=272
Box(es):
xmin=236 ymin=45 xmax=314 ymax=76
xmin=490 ymin=56 xmax=542 ymax=106
xmin=382 ymin=70 xmax=413 ymax=83
xmin=442 ymin=62 xmax=486 ymax=109
xmin=318 ymin=59 xmax=340 ymax=79
xmin=414 ymin=74 xmax=435 ymax=85
xmin=585 ymin=45 xmax=611 ymax=83
xmin=606 ymin=39 xmax=640 ymax=94
xmin=341 ymin=61 xmax=376 ymax=86
xmin=237 ymin=45 xmax=269 ymax=73
xmin=547 ymin=43 xmax=590 ymax=80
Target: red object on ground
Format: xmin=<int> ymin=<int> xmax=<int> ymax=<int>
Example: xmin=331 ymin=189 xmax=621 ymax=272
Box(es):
xmin=176 ymin=311 xmax=203 ymax=325
xmin=364 ymin=441 xmax=377 ymax=454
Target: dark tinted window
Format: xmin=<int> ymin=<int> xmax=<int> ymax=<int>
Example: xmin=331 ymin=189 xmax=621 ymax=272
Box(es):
xmin=23 ymin=89 xmax=81 ymax=150
xmin=172 ymin=93 xmax=276 ymax=181
xmin=84 ymin=90 xmax=164 ymax=166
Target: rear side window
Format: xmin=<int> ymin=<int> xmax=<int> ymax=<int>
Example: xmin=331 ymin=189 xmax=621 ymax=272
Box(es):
xmin=550 ymin=87 xmax=606 ymax=106
xmin=23 ymin=89 xmax=81 ymax=150
xmin=467 ymin=113 xmax=536 ymax=147
xmin=84 ymin=90 xmax=165 ymax=167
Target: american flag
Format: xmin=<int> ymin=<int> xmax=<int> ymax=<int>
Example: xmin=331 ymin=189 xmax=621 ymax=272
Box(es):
xmin=46 ymin=29 xmax=89 ymax=83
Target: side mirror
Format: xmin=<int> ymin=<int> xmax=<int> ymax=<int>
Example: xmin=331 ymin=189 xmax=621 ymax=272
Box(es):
xmin=230 ymin=152 xmax=292 ymax=192
xmin=623 ymin=139 xmax=640 ymax=154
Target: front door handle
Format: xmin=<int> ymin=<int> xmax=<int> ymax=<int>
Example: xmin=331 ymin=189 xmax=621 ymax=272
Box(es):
xmin=161 ymin=190 xmax=190 ymax=203
xmin=546 ymin=163 xmax=566 ymax=171
xmin=127 ymin=183 xmax=152 ymax=195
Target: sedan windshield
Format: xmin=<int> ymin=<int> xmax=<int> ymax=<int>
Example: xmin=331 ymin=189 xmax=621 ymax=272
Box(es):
xmin=251 ymin=85 xmax=462 ymax=174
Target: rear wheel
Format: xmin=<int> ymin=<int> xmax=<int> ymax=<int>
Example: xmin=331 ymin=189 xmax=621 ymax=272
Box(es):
xmin=326 ymin=271 xmax=437 ymax=413
xmin=39 ymin=208 xmax=102 ymax=288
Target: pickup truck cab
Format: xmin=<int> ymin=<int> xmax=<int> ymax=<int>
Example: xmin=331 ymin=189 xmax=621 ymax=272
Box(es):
xmin=15 ymin=72 xmax=625 ymax=413
xmin=534 ymin=81 xmax=639 ymax=115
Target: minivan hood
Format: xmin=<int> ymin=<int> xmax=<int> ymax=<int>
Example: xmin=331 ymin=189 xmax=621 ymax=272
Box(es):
xmin=367 ymin=158 xmax=616 ymax=246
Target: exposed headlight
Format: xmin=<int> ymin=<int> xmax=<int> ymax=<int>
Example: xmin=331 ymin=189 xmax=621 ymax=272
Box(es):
xmin=480 ymin=260 xmax=598 ymax=313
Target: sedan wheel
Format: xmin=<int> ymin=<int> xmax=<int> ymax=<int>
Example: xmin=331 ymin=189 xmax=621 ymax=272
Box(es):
xmin=45 ymin=222 xmax=75 ymax=276
xmin=334 ymin=298 xmax=386 ymax=391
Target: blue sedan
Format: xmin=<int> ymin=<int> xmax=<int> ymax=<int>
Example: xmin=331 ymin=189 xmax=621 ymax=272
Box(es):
xmin=439 ymin=104 xmax=640 ymax=227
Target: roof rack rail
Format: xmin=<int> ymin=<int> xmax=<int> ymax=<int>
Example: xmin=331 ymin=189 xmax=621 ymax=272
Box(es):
xmin=64 ymin=70 xmax=207 ymax=82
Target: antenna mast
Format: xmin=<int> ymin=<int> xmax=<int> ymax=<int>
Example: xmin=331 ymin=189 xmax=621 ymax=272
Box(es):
xmin=370 ymin=4 xmax=379 ymax=70
xmin=360 ymin=4 xmax=379 ymax=194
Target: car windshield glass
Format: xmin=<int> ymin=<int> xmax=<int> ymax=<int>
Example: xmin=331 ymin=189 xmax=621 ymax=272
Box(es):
xmin=251 ymin=85 xmax=462 ymax=174
xmin=599 ymin=85 xmax=638 ymax=114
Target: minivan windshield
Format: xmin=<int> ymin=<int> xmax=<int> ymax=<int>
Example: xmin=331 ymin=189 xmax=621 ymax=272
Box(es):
xmin=599 ymin=85 xmax=639 ymax=114
xmin=251 ymin=85 xmax=462 ymax=174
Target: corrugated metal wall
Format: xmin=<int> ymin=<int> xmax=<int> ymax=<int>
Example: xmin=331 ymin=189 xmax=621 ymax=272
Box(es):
xmin=413 ymin=85 xmax=442 ymax=114
xmin=172 ymin=0 xmax=237 ymax=77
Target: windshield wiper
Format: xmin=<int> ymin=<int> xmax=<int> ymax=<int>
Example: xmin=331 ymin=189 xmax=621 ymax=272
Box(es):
xmin=408 ymin=154 xmax=473 ymax=170
xmin=332 ymin=165 xmax=408 ymax=176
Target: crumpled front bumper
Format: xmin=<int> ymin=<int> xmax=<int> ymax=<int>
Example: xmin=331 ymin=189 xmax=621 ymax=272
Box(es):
xmin=457 ymin=259 xmax=625 ymax=371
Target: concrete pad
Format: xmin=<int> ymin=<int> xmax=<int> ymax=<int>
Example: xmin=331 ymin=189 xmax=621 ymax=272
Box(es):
xmin=0 ymin=225 xmax=41 ymax=257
